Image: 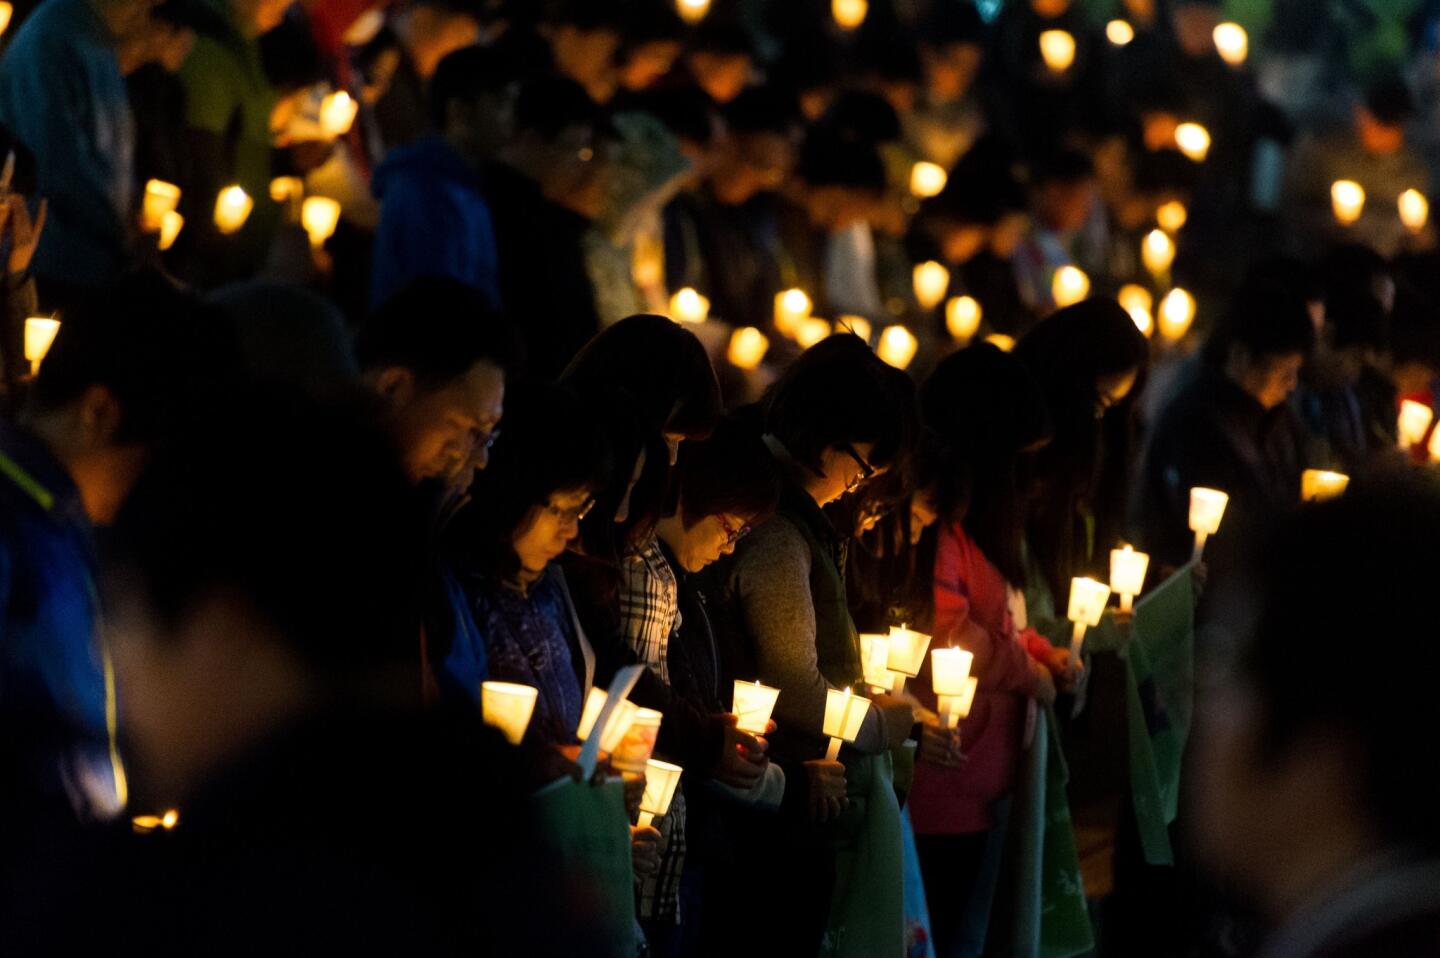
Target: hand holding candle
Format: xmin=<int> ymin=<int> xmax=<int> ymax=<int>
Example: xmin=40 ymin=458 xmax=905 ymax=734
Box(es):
xmin=822 ymin=686 xmax=870 ymax=760
xmin=1189 ymin=487 xmax=1229 ymax=561
xmin=1109 ymin=544 xmax=1150 ymax=613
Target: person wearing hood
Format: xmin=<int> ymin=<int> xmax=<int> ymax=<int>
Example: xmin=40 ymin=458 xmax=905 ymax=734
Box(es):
xmin=370 ymin=44 xmax=512 ymax=310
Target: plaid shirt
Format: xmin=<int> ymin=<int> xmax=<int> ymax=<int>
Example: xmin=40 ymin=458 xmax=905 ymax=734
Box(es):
xmin=618 ymin=539 xmax=685 ymax=924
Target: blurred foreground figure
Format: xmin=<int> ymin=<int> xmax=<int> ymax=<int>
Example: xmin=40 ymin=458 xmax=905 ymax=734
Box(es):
xmin=1193 ymin=470 xmax=1440 ymax=958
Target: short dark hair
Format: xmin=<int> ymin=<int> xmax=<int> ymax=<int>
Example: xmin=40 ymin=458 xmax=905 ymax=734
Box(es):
xmin=1364 ymin=75 xmax=1415 ymax=127
xmin=104 ymin=387 xmax=427 ymax=679
xmin=429 ymin=44 xmax=515 ymax=130
xmin=357 ymin=276 xmax=520 ymax=388
xmin=1240 ymin=469 xmax=1440 ymax=851
xmin=677 ymin=415 xmax=782 ymax=528
xmin=512 ymin=74 xmax=602 ymax=140
xmin=1204 ymin=280 xmax=1316 ymax=365
xmin=29 ymin=272 xmax=237 ymax=445
xmin=448 ymin=383 xmax=609 ymax=581
xmin=763 ymin=334 xmax=917 ymax=477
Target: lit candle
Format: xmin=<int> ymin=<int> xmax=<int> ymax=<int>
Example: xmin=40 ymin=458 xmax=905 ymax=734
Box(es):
xmin=732 ymin=680 xmax=780 ymax=735
xmin=158 ymin=210 xmax=184 ymax=251
xmin=480 ymin=681 xmax=538 ymax=746
xmin=140 ymin=179 xmax=181 ymax=234
xmin=1066 ymin=576 xmax=1112 ymax=657
xmin=577 ymin=687 xmax=608 ymax=740
xmin=131 ymin=808 xmax=180 ymax=833
xmin=1398 ymin=399 xmax=1434 ymax=449
xmin=836 ymin=315 xmax=872 ymax=342
xmin=0 ymin=2 xmax=12 ymax=36
xmin=270 ymin=176 xmax=303 ymax=204
xmin=1300 ymin=469 xmax=1350 ymax=502
xmin=1106 ymin=19 xmax=1134 ymax=46
xmin=1052 ymin=265 xmax=1090 ymax=308
xmin=23 ymin=316 xmax=60 ymax=376
xmin=913 ymin=260 xmax=951 ymax=311
xmin=611 ymin=707 xmax=664 ymax=774
xmin=601 ymin=700 xmax=640 ymax=753
xmin=1331 ymin=180 xmax=1365 ymax=226
xmin=877 ymin=325 xmax=919 ymax=370
xmin=985 ymin=333 xmax=1016 ymax=352
xmin=1158 ymin=288 xmax=1195 ymax=341
xmin=1142 ymin=229 xmax=1176 ymax=278
xmin=937 ymin=676 xmax=979 ymax=728
xmin=1156 ymin=200 xmax=1188 ymax=233
xmin=931 ymin=647 xmax=974 ymax=696
xmin=1109 ymin=544 xmax=1150 ymax=613
xmin=319 ymin=90 xmax=359 ymax=138
xmin=796 ymin=316 xmax=832 ymax=349
xmin=1189 ymin=487 xmax=1229 ymax=561
xmin=946 ymin=295 xmax=982 ymax=342
xmin=774 ymin=288 xmax=812 ymax=337
xmin=1430 ymin=424 xmax=1440 ymax=463
xmin=1118 ymin=284 xmax=1154 ymax=337
xmin=832 ymin=0 xmax=868 ymax=29
xmin=886 ymin=624 xmax=933 ymax=693
xmin=822 ymin=686 xmax=870 ymax=760
xmin=213 ymin=185 xmax=253 ymax=235
xmin=910 ymin=161 xmax=948 ymax=199
xmin=675 ymin=0 xmax=710 ymax=24
xmin=1174 ymin=123 xmax=1211 ymax=162
xmin=1039 ymin=30 xmax=1076 ymax=74
xmin=301 ymin=196 xmax=341 ymax=249
xmin=727 ymin=327 xmax=769 ymax=370
xmin=636 ymin=759 xmax=684 ymax=828
xmin=859 ymin=633 xmax=894 ymax=694
xmin=1212 ymin=22 xmax=1248 ymax=66
xmin=1399 ymin=189 xmax=1429 ymax=234
xmin=668 ymin=287 xmax=710 ymax=324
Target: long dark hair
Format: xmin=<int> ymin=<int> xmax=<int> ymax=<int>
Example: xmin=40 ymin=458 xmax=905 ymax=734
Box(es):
xmin=921 ymin=344 xmax=1053 ymax=586
xmin=1015 ymin=299 xmax=1148 ymax=597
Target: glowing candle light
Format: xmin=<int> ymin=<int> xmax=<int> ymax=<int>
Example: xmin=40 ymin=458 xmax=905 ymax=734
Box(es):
xmin=886 ymin=624 xmax=933 ymax=693
xmin=1300 ymin=469 xmax=1350 ymax=502
xmin=132 ymin=808 xmax=180 ymax=833
xmin=836 ymin=315 xmax=872 ymax=342
xmin=577 ymin=687 xmax=609 ymax=740
xmin=727 ymin=327 xmax=769 ymax=370
xmin=1106 ymin=19 xmax=1135 ymax=46
xmin=946 ymin=295 xmax=983 ymax=342
xmin=675 ymin=0 xmax=710 ymax=24
xmin=1331 ymin=180 xmax=1365 ymax=226
xmin=611 ymin=707 xmax=664 ymax=774
xmin=796 ymin=316 xmax=832 ymax=349
xmin=23 ymin=316 xmax=60 ymax=376
xmin=1158 ymin=287 xmax=1196 ymax=341
xmin=1066 ymin=576 xmax=1112 ymax=657
xmin=0 ymin=2 xmax=12 ymax=36
xmin=732 ymin=680 xmax=780 ymax=735
xmin=1109 ymin=544 xmax=1150 ymax=613
xmin=158 ymin=210 xmax=184 ymax=251
xmin=832 ymin=0 xmax=868 ymax=29
xmin=1156 ymin=199 xmax=1188 ymax=233
xmin=1189 ymin=487 xmax=1229 ymax=561
xmin=938 ymin=676 xmax=979 ymax=728
xmin=301 ymin=196 xmax=341 ymax=249
xmin=1039 ymin=30 xmax=1076 ymax=74
xmin=270 ymin=176 xmax=303 ymax=203
xmin=1052 ymin=265 xmax=1090 ymax=308
xmin=774 ymin=288 xmax=812 ymax=337
xmin=1174 ymin=123 xmax=1211 ymax=162
xmin=877 ymin=325 xmax=919 ymax=370
xmin=636 ymin=759 xmax=684 ymax=828
xmin=213 ymin=185 xmax=253 ymax=235
xmin=931 ymin=647 xmax=975 ymax=696
xmin=1213 ymin=22 xmax=1248 ymax=66
xmin=1142 ymin=229 xmax=1176 ymax=278
xmin=913 ymin=260 xmax=951 ymax=310
xmin=859 ymin=633 xmax=894 ymax=694
xmin=1399 ymin=189 xmax=1429 ymax=234
xmin=985 ymin=333 xmax=1016 ymax=352
xmin=1429 ymin=425 xmax=1440 ymax=463
xmin=480 ymin=681 xmax=538 ymax=746
xmin=910 ymin=161 xmax=948 ymax=199
xmin=140 ymin=179 xmax=181 ymax=234
xmin=1398 ymin=399 xmax=1434 ymax=449
xmin=822 ymin=686 xmax=870 ymax=760
xmin=668 ymin=287 xmax=710 ymax=324
xmin=319 ymin=90 xmax=359 ymax=138
xmin=1119 ymin=284 xmax=1154 ymax=336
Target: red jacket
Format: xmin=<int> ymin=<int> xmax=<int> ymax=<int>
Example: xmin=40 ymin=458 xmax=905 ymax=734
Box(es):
xmin=908 ymin=521 xmax=1050 ymax=834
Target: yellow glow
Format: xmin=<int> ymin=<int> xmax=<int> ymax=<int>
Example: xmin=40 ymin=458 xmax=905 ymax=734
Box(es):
xmin=731 ymin=679 xmax=780 ymax=734
xmin=931 ymin=647 xmax=974 ymax=696
xmin=158 ymin=210 xmax=184 ymax=251
xmin=1109 ymin=545 xmax=1150 ymax=611
xmin=1213 ymin=22 xmax=1248 ymax=66
xmin=1039 ymin=30 xmax=1076 ymax=73
xmin=0 ymin=3 xmax=12 ymax=36
xmin=832 ymin=0 xmax=868 ymax=30
xmin=1117 ymin=284 xmax=1153 ymax=315
xmin=1399 ymin=189 xmax=1429 ymax=234
xmin=319 ymin=90 xmax=359 ymax=139
xmin=269 ymin=176 xmax=303 ymax=204
xmin=1158 ymin=287 xmax=1196 ymax=341
xmin=909 ymin=161 xmax=948 ymax=199
xmin=796 ymin=316 xmax=832 ymax=348
xmin=676 ymin=0 xmax=710 ymax=24
xmin=1051 ymin=265 xmax=1090 ymax=308
xmin=774 ymin=288 xmax=812 ymax=337
xmin=984 ymin=332 xmax=1016 ymax=352
xmin=140 ymin=179 xmax=181 ymax=234
xmin=1300 ymin=469 xmax=1350 ymax=502
xmin=1128 ymin=305 xmax=1154 ymax=337
xmin=480 ymin=681 xmax=538 ymax=746
xmin=1398 ymin=399 xmax=1434 ymax=448
xmin=301 ymin=196 xmax=341 ymax=248
xmin=23 ymin=316 xmax=60 ymax=375
xmin=636 ymin=759 xmax=684 ymax=828
xmin=913 ymin=260 xmax=951 ymax=311
xmin=1106 ymin=19 xmax=1135 ymax=46
xmin=213 ymin=185 xmax=253 ymax=235
xmin=1331 ymin=180 xmax=1366 ymax=226
xmin=835 ymin=315 xmax=872 ymax=341
xmin=877 ymin=325 xmax=919 ymax=369
xmin=1429 ymin=423 xmax=1440 ymax=462
xmin=1156 ymin=199 xmax=1188 ymax=233
xmin=668 ymin=287 xmax=710 ymax=324
xmin=727 ymin=327 xmax=769 ymax=370
xmin=1174 ymin=123 xmax=1211 ymax=162
xmin=1142 ymin=229 xmax=1176 ymax=277
xmin=945 ymin=295 xmax=982 ymax=341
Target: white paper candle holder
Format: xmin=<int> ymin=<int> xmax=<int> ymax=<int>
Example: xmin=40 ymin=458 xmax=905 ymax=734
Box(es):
xmin=822 ymin=687 xmax=870 ymax=760
xmin=481 ymin=681 xmax=537 ymax=746
xmin=732 ymin=680 xmax=780 ymax=735
xmin=637 ymin=759 xmax=683 ymax=828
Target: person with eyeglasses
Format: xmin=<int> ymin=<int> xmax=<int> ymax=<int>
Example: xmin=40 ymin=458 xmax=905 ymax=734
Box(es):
xmin=700 ymin=335 xmax=921 ymax=956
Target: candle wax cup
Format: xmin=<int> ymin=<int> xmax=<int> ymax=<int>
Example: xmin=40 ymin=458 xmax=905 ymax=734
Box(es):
xmin=610 ymin=708 xmax=663 ymax=774
xmin=822 ymin=688 xmax=869 ymax=742
xmin=732 ymin=680 xmax=780 ymax=735
xmin=639 ymin=759 xmax=683 ymax=819
xmin=480 ymin=681 xmax=538 ymax=746
xmin=886 ymin=625 xmax=933 ymax=677
xmin=931 ymin=647 xmax=975 ymax=696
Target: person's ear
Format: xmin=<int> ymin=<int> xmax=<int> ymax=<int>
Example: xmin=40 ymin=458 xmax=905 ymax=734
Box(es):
xmin=77 ymin=384 xmax=124 ymax=448
xmin=373 ymin=366 xmax=416 ymax=409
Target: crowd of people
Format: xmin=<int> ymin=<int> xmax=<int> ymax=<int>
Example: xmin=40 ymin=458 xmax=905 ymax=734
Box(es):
xmin=2 ymin=0 xmax=1440 ymax=956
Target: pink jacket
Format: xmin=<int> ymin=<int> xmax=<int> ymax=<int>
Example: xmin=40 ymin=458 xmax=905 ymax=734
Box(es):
xmin=908 ymin=521 xmax=1050 ymax=834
